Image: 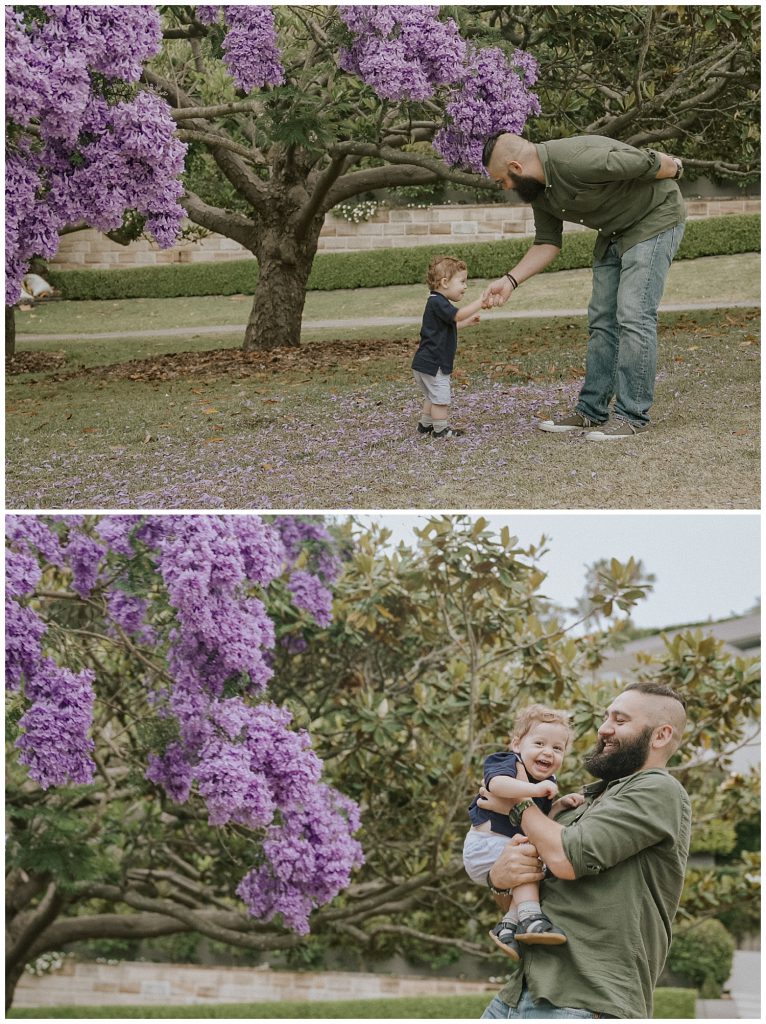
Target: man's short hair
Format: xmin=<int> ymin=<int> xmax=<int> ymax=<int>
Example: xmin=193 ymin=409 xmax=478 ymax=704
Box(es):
xmin=624 ymin=681 xmax=687 ymax=709
xmin=482 ymin=133 xmax=503 ymax=168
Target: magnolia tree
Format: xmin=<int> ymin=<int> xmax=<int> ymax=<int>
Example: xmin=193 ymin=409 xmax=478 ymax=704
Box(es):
xmin=4 ymin=6 xmax=188 ymax=354
xmin=5 ymin=514 xmax=362 ymax=1008
xmin=268 ymin=518 xmax=760 ymax=965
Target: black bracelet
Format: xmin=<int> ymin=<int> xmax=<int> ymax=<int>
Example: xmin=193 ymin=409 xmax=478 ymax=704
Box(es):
xmin=486 ymin=870 xmax=513 ymax=897
xmin=505 ymin=273 xmax=519 ymax=289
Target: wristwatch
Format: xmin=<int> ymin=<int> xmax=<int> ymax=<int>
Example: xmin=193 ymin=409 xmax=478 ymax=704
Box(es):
xmin=509 ymin=797 xmax=536 ymax=828
xmin=672 ymin=157 xmax=684 ymax=180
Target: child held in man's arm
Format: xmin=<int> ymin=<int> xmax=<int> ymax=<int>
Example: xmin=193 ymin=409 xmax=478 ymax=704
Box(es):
xmin=462 ymin=705 xmax=585 ymax=961
xmin=411 ymin=255 xmax=484 ymax=438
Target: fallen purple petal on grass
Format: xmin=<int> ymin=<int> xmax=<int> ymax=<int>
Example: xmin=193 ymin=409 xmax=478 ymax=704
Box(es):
xmin=7 ymin=380 xmax=583 ymax=508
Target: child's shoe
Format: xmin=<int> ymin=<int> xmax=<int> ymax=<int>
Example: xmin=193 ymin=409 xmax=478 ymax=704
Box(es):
xmin=417 ymin=422 xmax=433 ymax=434
xmin=488 ymin=920 xmax=522 ymax=961
xmin=432 ymin=426 xmax=465 ymax=438
xmin=516 ymin=912 xmax=567 ymax=945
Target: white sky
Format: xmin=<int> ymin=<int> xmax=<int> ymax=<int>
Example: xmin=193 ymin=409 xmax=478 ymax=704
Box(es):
xmin=341 ymin=513 xmax=760 ymax=630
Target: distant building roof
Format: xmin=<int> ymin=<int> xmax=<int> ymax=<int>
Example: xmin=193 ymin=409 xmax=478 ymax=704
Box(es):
xmin=596 ymin=611 xmax=760 ymax=680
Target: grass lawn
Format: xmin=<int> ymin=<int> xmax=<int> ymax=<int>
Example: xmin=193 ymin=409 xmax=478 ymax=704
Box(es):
xmin=14 ymin=253 xmax=761 ymax=337
xmin=9 ymin=987 xmax=697 ymax=1018
xmin=7 ymin=259 xmax=760 ymax=510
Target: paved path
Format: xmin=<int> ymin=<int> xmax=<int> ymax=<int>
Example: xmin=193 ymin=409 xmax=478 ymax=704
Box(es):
xmin=695 ymin=949 xmax=761 ymax=1020
xmin=17 ymin=299 xmax=760 ymax=343
xmin=729 ymin=949 xmax=761 ymax=1019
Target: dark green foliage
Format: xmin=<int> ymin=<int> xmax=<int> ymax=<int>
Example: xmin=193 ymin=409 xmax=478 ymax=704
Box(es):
xmin=668 ymin=918 xmax=736 ymax=998
xmin=45 ymin=215 xmax=760 ymax=301
xmin=7 ymin=988 xmax=697 ymax=1018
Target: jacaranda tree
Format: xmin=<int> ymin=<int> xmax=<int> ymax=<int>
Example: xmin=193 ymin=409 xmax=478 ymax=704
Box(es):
xmin=5 ymin=514 xmax=362 ymax=1009
xmin=5 ymin=4 xmax=540 ymax=351
xmin=148 ymin=4 xmax=540 ymax=350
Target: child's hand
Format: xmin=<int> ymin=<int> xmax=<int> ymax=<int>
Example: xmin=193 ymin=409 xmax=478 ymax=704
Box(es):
xmin=533 ymin=779 xmax=559 ymax=800
xmin=464 ymin=313 xmax=481 ymax=326
xmin=558 ymin=792 xmax=585 ymax=809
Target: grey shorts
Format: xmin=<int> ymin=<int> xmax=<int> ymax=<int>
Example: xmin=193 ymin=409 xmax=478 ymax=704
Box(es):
xmin=463 ymin=828 xmax=512 ymax=885
xmin=413 ymin=368 xmax=451 ymax=405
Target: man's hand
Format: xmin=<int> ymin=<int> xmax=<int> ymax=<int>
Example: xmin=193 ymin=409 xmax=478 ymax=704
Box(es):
xmin=478 ymin=784 xmax=513 ymax=815
xmin=481 ymin=276 xmax=514 ymax=308
xmin=489 ymin=833 xmax=544 ymax=890
xmin=534 ymin=779 xmax=559 ymax=800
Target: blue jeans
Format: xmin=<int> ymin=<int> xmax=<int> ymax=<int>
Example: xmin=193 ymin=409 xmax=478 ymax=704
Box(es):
xmin=481 ymin=985 xmax=617 ymax=1019
xmin=576 ymin=223 xmax=685 ymax=426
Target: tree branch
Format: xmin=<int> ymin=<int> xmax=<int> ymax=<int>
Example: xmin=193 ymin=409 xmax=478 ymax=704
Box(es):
xmin=6 ymin=883 xmax=66 ymax=971
xmin=329 ymin=142 xmax=495 ymax=190
xmin=143 ymin=69 xmax=269 ymax=211
xmin=176 ymin=130 xmax=263 ymax=164
xmin=182 ymin=191 xmax=255 ymax=251
xmin=172 ymin=101 xmax=266 ymax=122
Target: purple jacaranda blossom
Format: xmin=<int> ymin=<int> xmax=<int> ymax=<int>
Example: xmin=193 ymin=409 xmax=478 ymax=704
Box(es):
xmin=288 ymin=570 xmax=334 ymax=627
xmin=6 ymin=515 xmax=66 ymax=567
xmin=434 ymin=47 xmax=541 ymax=172
xmin=275 ymin=516 xmax=344 ymax=584
xmin=195 ymin=5 xmax=284 ymax=91
xmin=7 ymin=513 xmax=360 ymax=932
xmin=64 ymin=531 xmax=106 ymax=598
xmin=145 ymin=741 xmax=194 ymax=803
xmin=339 ymin=6 xmax=467 ymax=101
xmin=237 ymin=783 xmax=364 ymax=933
xmin=106 ymin=589 xmax=157 ymax=645
xmin=5 ymin=6 xmax=185 ymax=304
xmin=5 ymin=599 xmax=47 ymax=691
xmin=95 ymin=515 xmax=141 ymax=556
xmin=16 ymin=659 xmax=96 ymax=789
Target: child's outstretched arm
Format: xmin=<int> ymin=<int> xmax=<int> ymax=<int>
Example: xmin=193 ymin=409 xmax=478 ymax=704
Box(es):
xmin=455 ymin=296 xmax=484 ymax=327
xmin=487 ymin=773 xmax=558 ymax=801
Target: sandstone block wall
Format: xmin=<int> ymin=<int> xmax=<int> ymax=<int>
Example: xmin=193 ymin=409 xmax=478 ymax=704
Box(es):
xmin=49 ymin=198 xmax=760 ymax=271
xmin=14 ymin=961 xmax=495 ymax=1008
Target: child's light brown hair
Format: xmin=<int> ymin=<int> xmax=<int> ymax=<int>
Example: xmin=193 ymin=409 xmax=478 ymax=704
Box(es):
xmin=427 ymin=255 xmax=467 ymax=291
xmin=511 ymin=704 xmax=574 ymax=747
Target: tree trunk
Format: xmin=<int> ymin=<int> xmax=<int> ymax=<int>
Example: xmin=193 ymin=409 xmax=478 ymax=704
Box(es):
xmin=243 ymin=220 xmax=323 ymax=351
xmin=5 ymin=960 xmax=26 ymax=1013
xmin=6 ymin=305 xmax=16 ymax=361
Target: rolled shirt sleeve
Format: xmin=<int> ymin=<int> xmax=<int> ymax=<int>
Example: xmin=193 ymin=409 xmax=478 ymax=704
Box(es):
xmin=562 ymin=770 xmax=688 ymax=877
xmin=576 ymin=141 xmax=662 ymax=184
xmin=533 ymin=206 xmax=564 ymax=249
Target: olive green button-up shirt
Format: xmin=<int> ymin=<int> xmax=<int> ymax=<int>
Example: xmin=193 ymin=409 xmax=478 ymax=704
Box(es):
xmin=498 ymin=768 xmax=692 ymax=1019
xmin=531 ymin=136 xmax=686 ymax=260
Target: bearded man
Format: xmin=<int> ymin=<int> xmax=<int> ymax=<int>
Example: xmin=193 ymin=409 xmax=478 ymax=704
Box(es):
xmin=477 ymin=682 xmax=691 ymax=1019
xmin=481 ymin=133 xmax=686 ymax=439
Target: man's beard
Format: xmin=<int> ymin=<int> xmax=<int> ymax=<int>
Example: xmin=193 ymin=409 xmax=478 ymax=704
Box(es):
xmin=509 ymin=171 xmax=546 ymax=203
xmin=583 ymin=726 xmax=654 ymax=782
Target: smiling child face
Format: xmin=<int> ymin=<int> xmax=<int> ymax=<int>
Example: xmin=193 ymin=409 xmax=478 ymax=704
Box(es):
xmin=513 ymin=720 xmax=570 ymax=779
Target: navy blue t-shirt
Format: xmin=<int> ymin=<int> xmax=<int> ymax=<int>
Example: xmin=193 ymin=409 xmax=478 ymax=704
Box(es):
xmin=468 ymin=751 xmax=554 ymax=838
xmin=411 ymin=291 xmax=458 ymax=375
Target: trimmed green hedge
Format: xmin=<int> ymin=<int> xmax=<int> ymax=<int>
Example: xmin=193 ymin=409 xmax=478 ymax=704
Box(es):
xmin=668 ymin=918 xmax=736 ymax=999
xmin=46 ymin=213 xmax=760 ymax=301
xmin=8 ymin=987 xmax=697 ymax=1018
